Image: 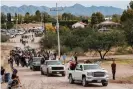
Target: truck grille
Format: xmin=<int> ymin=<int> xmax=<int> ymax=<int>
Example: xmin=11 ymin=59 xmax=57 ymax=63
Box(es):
xmin=52 ymin=67 xmax=64 ymax=70
xmin=93 ymin=72 xmax=105 ymax=77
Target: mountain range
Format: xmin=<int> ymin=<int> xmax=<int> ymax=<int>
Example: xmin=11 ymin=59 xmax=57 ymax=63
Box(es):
xmin=1 ymin=4 xmax=124 ymax=16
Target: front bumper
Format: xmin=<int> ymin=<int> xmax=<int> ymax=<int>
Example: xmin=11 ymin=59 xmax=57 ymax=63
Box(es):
xmin=33 ymin=66 xmax=40 ymax=70
xmin=49 ymin=70 xmax=65 ymax=74
xmin=86 ymin=75 xmax=109 ymax=83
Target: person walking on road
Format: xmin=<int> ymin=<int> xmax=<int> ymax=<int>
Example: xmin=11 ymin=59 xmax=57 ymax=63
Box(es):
xmin=1 ymin=66 xmax=5 ymax=83
xmin=62 ymin=53 xmax=66 ymax=64
xmin=8 ymin=56 xmax=14 ymax=70
xmin=111 ymin=60 xmax=116 ymax=80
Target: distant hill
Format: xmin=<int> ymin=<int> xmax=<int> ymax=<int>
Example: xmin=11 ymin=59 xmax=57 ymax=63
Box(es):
xmin=1 ymin=4 xmax=124 ymax=16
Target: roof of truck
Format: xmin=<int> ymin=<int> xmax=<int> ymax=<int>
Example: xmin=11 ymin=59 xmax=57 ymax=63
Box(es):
xmin=78 ymin=63 xmax=98 ymax=65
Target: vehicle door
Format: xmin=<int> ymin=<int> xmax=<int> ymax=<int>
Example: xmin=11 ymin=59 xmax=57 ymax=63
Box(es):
xmin=73 ymin=65 xmax=82 ymax=80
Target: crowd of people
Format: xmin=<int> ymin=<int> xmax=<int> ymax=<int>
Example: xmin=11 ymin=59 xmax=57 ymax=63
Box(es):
xmin=20 ymin=33 xmax=34 ymax=46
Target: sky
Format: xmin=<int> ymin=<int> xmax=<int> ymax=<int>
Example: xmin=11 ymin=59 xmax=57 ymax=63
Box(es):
xmin=1 ymin=0 xmax=131 ymax=9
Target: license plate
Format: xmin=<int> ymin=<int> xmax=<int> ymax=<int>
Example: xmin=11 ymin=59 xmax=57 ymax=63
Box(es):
xmin=97 ymin=80 xmax=101 ymax=82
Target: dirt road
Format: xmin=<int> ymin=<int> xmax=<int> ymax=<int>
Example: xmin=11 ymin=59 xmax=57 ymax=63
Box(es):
xmin=4 ymin=66 xmax=131 ymax=89
xmin=1 ymin=33 xmax=133 ymax=89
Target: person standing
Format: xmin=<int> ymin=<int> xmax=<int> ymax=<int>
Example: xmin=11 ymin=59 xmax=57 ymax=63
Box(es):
xmin=111 ymin=60 xmax=116 ymax=80
xmin=1 ymin=66 xmax=5 ymax=83
xmin=74 ymin=52 xmax=78 ymax=66
xmin=8 ymin=56 xmax=14 ymax=70
xmin=62 ymin=53 xmax=66 ymax=64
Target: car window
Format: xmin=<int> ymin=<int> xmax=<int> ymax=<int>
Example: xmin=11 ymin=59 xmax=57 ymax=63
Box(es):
xmin=76 ymin=65 xmax=81 ymax=70
xmin=47 ymin=61 xmax=62 ymax=65
xmin=80 ymin=65 xmax=83 ymax=70
xmin=84 ymin=65 xmax=100 ymax=70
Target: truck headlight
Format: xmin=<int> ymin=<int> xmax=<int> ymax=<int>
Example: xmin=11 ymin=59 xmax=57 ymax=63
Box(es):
xmin=87 ymin=72 xmax=92 ymax=76
xmin=49 ymin=67 xmax=52 ymax=70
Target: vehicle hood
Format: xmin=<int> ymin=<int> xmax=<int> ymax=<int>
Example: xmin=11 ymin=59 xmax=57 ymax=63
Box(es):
xmin=84 ymin=69 xmax=108 ymax=73
xmin=32 ymin=62 xmax=40 ymax=65
xmin=48 ymin=65 xmax=65 ymax=68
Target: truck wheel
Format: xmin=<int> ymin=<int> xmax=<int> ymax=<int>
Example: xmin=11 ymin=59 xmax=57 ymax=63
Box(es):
xmin=30 ymin=67 xmax=32 ymax=70
xmin=82 ymin=77 xmax=88 ymax=87
xmin=62 ymin=73 xmax=65 ymax=77
xmin=69 ymin=74 xmax=74 ymax=84
xmin=47 ymin=69 xmax=50 ymax=77
xmin=32 ymin=67 xmax=35 ymax=71
xmin=102 ymin=82 xmax=108 ymax=86
xmin=41 ymin=69 xmax=44 ymax=75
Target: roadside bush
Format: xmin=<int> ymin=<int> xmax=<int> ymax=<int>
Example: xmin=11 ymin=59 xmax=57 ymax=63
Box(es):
xmin=1 ymin=34 xmax=9 ymax=42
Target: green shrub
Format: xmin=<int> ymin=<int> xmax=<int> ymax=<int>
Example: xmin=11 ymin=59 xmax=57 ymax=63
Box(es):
xmin=1 ymin=34 xmax=9 ymax=42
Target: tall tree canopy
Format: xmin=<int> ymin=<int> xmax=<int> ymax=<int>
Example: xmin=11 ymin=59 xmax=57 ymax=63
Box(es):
xmin=1 ymin=12 xmax=6 ymax=24
xmin=91 ymin=12 xmax=104 ymax=26
xmin=7 ymin=13 xmax=11 ymax=22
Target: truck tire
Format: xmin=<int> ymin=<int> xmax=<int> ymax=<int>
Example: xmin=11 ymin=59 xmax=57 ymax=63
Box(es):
xmin=62 ymin=72 xmax=65 ymax=77
xmin=41 ymin=69 xmax=44 ymax=75
xmin=82 ymin=76 xmax=88 ymax=87
xmin=30 ymin=67 xmax=32 ymax=70
xmin=102 ymin=82 xmax=108 ymax=86
xmin=69 ymin=74 xmax=74 ymax=84
xmin=47 ymin=69 xmax=50 ymax=77
xmin=32 ymin=66 xmax=35 ymax=71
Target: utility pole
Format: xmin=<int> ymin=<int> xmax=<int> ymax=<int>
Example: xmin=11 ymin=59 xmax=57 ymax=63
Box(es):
xmin=50 ymin=3 xmax=63 ymax=58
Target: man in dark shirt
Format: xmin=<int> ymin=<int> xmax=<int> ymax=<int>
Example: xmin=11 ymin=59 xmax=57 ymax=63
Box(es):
xmin=111 ymin=60 xmax=116 ymax=80
xmin=1 ymin=66 xmax=5 ymax=83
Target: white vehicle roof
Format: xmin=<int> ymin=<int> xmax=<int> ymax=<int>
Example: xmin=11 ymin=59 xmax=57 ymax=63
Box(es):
xmin=45 ymin=60 xmax=59 ymax=62
xmin=78 ymin=63 xmax=98 ymax=66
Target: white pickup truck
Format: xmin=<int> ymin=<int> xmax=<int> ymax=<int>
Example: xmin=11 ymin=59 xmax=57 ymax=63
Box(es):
xmin=68 ymin=63 xmax=109 ymax=87
xmin=40 ymin=60 xmax=65 ymax=76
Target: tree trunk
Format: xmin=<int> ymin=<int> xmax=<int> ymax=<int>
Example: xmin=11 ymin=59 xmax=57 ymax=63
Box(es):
xmin=98 ymin=51 xmax=103 ymax=59
xmin=102 ymin=50 xmax=109 ymax=60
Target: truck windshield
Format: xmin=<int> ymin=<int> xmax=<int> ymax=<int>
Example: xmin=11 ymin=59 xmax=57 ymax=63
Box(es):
xmin=47 ymin=61 xmax=62 ymax=65
xmin=84 ymin=65 xmax=100 ymax=70
xmin=33 ymin=58 xmax=42 ymax=62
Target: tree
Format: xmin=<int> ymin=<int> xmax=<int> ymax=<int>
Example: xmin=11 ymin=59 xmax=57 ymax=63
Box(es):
xmin=86 ymin=31 xmax=124 ymax=59
xmin=18 ymin=14 xmax=23 ymax=24
xmin=121 ymin=9 xmax=133 ymax=22
xmin=35 ymin=10 xmax=41 ymax=22
xmin=112 ymin=14 xmax=121 ymax=22
xmin=24 ymin=12 xmax=30 ymax=23
xmin=7 ymin=13 xmax=11 ymax=22
xmin=1 ymin=12 xmax=6 ymax=24
xmin=91 ymin=12 xmax=104 ymax=26
xmin=123 ymin=19 xmax=133 ymax=49
xmin=86 ymin=31 xmax=123 ymax=59
xmin=39 ymin=32 xmax=57 ymax=50
xmin=130 ymin=1 xmax=133 ymax=9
